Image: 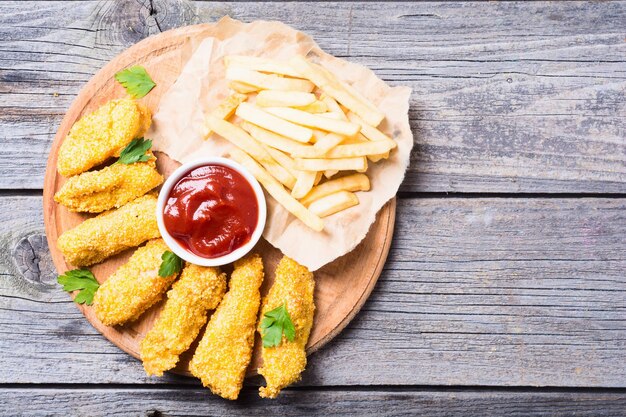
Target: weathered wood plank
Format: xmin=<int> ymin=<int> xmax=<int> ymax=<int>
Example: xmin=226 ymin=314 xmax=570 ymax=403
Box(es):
xmin=1 ymin=1 xmax=624 ymax=192
xmin=1 ymin=196 xmax=624 ymax=386
xmin=1 ymin=388 xmax=626 ymax=417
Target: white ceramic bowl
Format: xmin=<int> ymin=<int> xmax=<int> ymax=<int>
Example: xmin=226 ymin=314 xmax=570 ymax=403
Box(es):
xmin=156 ymin=157 xmax=266 ymax=267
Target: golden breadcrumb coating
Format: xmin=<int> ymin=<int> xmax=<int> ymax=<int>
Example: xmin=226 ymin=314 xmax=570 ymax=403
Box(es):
xmin=258 ymin=256 xmax=315 ymax=398
xmin=57 ymin=98 xmax=151 ymax=177
xmin=57 ymin=194 xmax=160 ymax=266
xmin=189 ymin=254 xmax=264 ymax=400
xmin=54 ymin=153 xmax=163 ymax=213
xmin=140 ymin=264 xmax=227 ymax=377
xmin=93 ymin=239 xmax=177 ymax=326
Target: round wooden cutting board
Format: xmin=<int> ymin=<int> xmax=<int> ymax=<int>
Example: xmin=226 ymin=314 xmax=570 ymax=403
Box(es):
xmin=43 ymin=24 xmax=396 ymax=377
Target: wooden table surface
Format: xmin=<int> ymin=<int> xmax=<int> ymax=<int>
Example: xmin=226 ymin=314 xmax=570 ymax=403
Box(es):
xmin=1 ymin=1 xmax=625 ymax=415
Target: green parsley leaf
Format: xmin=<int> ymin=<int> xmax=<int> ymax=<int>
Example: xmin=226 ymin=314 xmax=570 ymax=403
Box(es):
xmin=159 ymin=251 xmax=183 ymax=278
xmin=116 ymin=138 xmax=152 ymax=165
xmin=261 ymin=321 xmax=283 ymax=347
xmin=114 ymin=65 xmax=156 ymax=98
xmin=260 ymin=303 xmax=296 ymax=348
xmin=57 ymin=269 xmax=100 ymax=306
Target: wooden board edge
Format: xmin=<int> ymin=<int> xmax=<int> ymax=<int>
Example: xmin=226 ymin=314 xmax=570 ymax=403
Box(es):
xmin=42 ymin=24 xmax=213 ymax=275
xmin=41 ymin=21 xmax=399 ymax=380
xmin=307 ymin=198 xmax=396 ymax=354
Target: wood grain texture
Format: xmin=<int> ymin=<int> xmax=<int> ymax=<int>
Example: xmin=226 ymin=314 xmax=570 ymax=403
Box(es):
xmin=1 ymin=1 xmax=624 ymax=192
xmin=2 ymin=0 xmax=626 ymax=412
xmin=2 ymin=196 xmax=625 ymax=387
xmin=1 ymin=387 xmax=626 ymax=417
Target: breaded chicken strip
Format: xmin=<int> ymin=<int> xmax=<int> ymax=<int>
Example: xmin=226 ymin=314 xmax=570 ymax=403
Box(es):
xmin=93 ymin=239 xmax=178 ymax=326
xmin=258 ymin=256 xmax=315 ymax=398
xmin=57 ymin=194 xmax=160 ymax=266
xmin=58 ymin=98 xmax=151 ymax=177
xmin=189 ymin=254 xmax=264 ymax=400
xmin=54 ymin=153 xmax=163 ymax=213
xmin=140 ymin=264 xmax=227 ymax=376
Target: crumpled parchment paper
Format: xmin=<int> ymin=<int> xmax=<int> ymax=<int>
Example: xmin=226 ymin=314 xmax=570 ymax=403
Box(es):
xmin=148 ymin=17 xmax=413 ymax=271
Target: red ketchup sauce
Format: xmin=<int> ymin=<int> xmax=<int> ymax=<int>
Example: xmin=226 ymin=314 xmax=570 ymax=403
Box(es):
xmin=163 ymin=164 xmax=259 ymax=259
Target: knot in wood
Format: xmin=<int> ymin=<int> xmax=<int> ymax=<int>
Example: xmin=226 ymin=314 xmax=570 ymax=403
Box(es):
xmin=95 ymin=0 xmax=197 ymax=46
xmin=12 ymin=233 xmax=56 ymax=286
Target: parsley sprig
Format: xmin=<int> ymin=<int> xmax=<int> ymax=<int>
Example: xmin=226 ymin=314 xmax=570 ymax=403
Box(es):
xmin=116 ymin=138 xmax=152 ymax=165
xmin=114 ymin=65 xmax=156 ymax=99
xmin=260 ymin=304 xmax=296 ymax=347
xmin=57 ymin=269 xmax=100 ymax=305
xmin=159 ymin=251 xmax=183 ymax=278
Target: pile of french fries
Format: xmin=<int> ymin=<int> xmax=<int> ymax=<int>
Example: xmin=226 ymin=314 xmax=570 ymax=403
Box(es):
xmin=204 ymin=55 xmax=396 ymax=232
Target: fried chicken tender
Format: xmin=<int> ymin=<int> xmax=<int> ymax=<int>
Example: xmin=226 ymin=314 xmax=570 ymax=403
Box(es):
xmin=140 ymin=264 xmax=227 ymax=377
xmin=54 ymin=153 xmax=163 ymax=213
xmin=189 ymin=254 xmax=264 ymax=400
xmin=57 ymin=194 xmax=160 ymax=266
xmin=57 ymin=98 xmax=151 ymax=177
xmin=258 ymin=256 xmax=315 ymax=398
xmin=93 ymin=239 xmax=178 ymax=326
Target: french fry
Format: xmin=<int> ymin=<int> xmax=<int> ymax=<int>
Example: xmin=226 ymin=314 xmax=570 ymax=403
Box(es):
xmin=289 ymin=56 xmax=385 ymax=126
xmin=206 ymin=115 xmax=266 ymax=160
xmin=317 ymin=112 xmax=345 ymax=120
xmin=347 ymin=112 xmax=395 ymax=162
xmin=256 ymin=90 xmax=316 ymax=108
xmin=229 ymin=148 xmax=324 ymax=232
xmin=263 ymin=145 xmax=300 ymax=178
xmin=293 ymin=100 xmax=328 ymax=113
xmin=339 ymin=133 xmax=387 ymax=161
xmin=313 ymin=133 xmax=346 ymax=154
xmin=224 ymin=55 xmax=303 ymax=78
xmin=347 ymin=112 xmax=397 ymax=149
xmin=206 ymin=115 xmax=296 ymax=189
xmin=204 ymin=93 xmax=247 ymax=137
xmin=229 ymin=81 xmax=259 ymax=94
xmin=291 ymin=170 xmax=317 ymax=199
xmin=308 ymin=191 xmax=359 ymax=218
xmin=311 ymin=129 xmax=327 ymax=143
xmin=367 ymin=152 xmax=390 ymax=162
xmin=236 ymin=103 xmax=313 ymax=143
xmin=293 ymin=142 xmax=384 ymax=161
xmin=264 ymin=107 xmax=360 ymax=137
xmin=320 ymin=95 xmax=347 ymax=119
xmin=294 ymin=156 xmax=367 ymax=172
xmin=240 ymin=121 xmax=313 ymax=155
xmin=312 ymin=117 xmax=356 ymax=170
xmin=300 ymin=173 xmax=370 ymax=206
xmin=290 ymin=132 xmax=345 ymax=158
xmin=337 ymin=78 xmax=380 ymax=114
xmin=356 ymin=157 xmax=369 ymax=173
xmin=322 ymin=141 xmax=394 ymax=159
xmin=314 ymin=171 xmax=323 ymax=185
xmin=226 ymin=67 xmax=314 ymax=92
xmin=342 ymin=133 xmax=368 ymax=144
xmin=313 ymin=62 xmax=383 ymax=121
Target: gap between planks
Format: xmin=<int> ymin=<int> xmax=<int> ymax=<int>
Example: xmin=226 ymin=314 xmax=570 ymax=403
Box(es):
xmin=1 ymin=383 xmax=626 ymax=394
xmin=1 ymin=189 xmax=625 ymax=199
